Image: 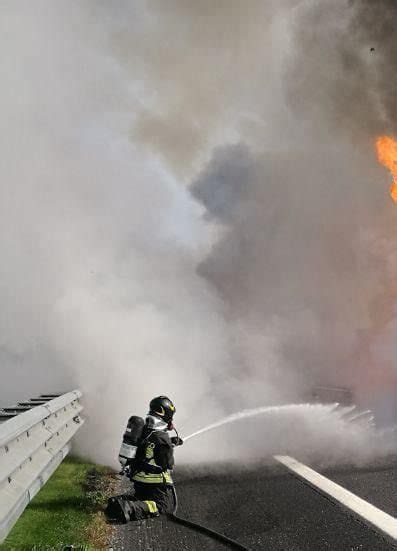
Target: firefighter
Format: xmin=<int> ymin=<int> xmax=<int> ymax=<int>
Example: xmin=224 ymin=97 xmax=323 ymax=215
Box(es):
xmin=107 ymin=395 xmax=183 ymax=522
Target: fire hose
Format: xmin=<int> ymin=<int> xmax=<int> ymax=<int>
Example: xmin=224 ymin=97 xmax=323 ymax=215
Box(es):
xmin=167 ymin=485 xmax=252 ymax=551
xmin=118 ymin=419 xmax=252 ymax=549
xmin=167 ymin=429 xmax=252 ymax=550
xmin=119 ymin=465 xmax=251 ymax=550
xmin=168 ymin=431 xmax=251 ymax=551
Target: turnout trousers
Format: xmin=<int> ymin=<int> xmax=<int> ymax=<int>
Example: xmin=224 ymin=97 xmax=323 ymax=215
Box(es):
xmin=128 ymin=481 xmax=176 ymax=519
xmin=106 ymin=482 xmax=176 ymax=522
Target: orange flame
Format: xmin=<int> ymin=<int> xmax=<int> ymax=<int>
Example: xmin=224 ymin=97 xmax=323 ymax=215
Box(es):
xmin=376 ymin=135 xmax=397 ymax=202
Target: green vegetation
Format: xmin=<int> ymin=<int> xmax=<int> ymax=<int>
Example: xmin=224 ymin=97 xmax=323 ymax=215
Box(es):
xmin=2 ymin=457 xmax=116 ymax=551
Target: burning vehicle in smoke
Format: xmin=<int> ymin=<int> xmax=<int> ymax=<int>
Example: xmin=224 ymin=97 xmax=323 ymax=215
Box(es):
xmin=311 ymin=386 xmax=354 ymax=406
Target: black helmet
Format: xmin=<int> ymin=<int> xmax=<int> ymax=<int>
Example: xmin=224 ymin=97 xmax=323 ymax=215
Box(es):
xmin=149 ymin=396 xmax=175 ymax=423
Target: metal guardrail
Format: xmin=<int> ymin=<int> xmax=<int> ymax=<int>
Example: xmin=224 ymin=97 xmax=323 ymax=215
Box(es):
xmin=0 ymin=389 xmax=84 ymax=542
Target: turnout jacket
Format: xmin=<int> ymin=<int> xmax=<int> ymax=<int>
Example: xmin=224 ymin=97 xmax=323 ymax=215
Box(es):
xmin=132 ymin=427 xmax=174 ymax=486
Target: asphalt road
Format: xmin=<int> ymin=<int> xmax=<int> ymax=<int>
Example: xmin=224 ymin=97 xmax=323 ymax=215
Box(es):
xmin=109 ymin=457 xmax=397 ymax=550
xmin=325 ymin=458 xmax=397 ymax=518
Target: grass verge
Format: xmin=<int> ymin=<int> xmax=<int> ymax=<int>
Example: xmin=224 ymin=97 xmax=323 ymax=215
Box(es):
xmin=2 ymin=456 xmax=117 ymax=551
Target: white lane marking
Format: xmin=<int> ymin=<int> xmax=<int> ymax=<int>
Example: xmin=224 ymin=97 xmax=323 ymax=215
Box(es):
xmin=274 ymin=454 xmax=397 ymax=542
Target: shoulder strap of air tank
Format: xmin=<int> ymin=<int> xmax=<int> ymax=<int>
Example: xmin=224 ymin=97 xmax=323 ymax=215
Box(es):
xmin=130 ymin=428 xmax=154 ymax=477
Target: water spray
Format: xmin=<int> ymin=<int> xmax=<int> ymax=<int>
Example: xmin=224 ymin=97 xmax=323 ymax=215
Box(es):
xmin=181 ymin=402 xmax=341 ymax=443
xmin=170 ymin=401 xmax=358 ymax=551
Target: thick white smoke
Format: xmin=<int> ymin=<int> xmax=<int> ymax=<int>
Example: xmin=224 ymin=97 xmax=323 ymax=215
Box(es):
xmin=0 ymin=1 xmax=233 ymax=463
xmin=1 ymin=1 xmax=397 ymax=466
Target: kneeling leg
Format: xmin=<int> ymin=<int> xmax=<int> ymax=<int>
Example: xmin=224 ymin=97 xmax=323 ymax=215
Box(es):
xmin=128 ymin=499 xmax=160 ymax=520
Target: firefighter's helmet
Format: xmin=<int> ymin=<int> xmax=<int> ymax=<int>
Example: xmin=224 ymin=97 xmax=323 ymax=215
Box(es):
xmin=149 ymin=396 xmax=175 ymax=423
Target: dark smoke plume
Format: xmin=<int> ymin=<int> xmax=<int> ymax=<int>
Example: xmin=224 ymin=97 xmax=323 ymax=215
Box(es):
xmin=287 ymin=0 xmax=397 ymax=138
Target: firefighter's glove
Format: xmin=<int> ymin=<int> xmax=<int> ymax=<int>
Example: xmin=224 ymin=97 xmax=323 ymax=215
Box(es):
xmin=171 ymin=436 xmax=184 ymax=447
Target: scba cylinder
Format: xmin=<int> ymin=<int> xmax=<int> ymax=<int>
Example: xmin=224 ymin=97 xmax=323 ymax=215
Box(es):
xmin=118 ymin=415 xmax=144 ymax=467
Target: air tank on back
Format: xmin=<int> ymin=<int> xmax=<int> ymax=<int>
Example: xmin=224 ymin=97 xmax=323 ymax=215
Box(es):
xmin=118 ymin=415 xmax=145 ymax=468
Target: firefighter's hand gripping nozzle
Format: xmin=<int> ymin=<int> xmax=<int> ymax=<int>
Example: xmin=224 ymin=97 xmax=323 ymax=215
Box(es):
xmin=171 ymin=436 xmax=183 ymax=447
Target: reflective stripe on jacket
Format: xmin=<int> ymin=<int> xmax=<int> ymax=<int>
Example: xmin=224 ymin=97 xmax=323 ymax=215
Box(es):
xmin=132 ymin=431 xmax=174 ymax=485
xmin=132 ymin=470 xmax=173 ymax=484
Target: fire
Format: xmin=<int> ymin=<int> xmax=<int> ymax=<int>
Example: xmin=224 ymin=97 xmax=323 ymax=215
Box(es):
xmin=376 ymin=135 xmax=397 ymax=202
